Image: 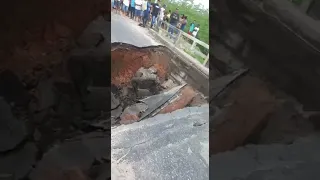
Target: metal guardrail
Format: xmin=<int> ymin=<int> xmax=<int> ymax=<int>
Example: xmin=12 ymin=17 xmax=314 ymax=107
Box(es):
xmin=150 ymin=20 xmax=209 ymax=67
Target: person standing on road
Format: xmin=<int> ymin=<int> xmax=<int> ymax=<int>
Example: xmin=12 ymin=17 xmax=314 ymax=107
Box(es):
xmin=142 ymin=0 xmax=151 ymax=27
xmin=122 ymin=0 xmax=130 ymax=16
xmin=135 ymin=0 xmax=142 ymax=22
xmin=114 ymin=0 xmax=121 ymax=14
xmin=158 ymin=4 xmax=165 ymax=28
xmin=150 ymin=0 xmax=160 ymax=28
xmin=168 ymin=8 xmax=180 ymax=39
xmin=130 ymin=0 xmax=136 ymax=19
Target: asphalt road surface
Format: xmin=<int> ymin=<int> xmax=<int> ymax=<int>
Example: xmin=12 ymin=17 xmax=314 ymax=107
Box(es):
xmin=111 ymin=12 xmax=160 ymax=47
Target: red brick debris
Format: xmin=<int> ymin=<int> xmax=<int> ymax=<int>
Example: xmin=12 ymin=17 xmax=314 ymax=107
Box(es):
xmin=120 ymin=114 xmax=140 ymax=125
xmin=160 ymin=86 xmax=197 ymax=114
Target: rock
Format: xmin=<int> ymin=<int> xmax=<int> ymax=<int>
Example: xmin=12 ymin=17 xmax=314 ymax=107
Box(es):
xmin=0 ymin=70 xmax=31 ymax=106
xmin=0 ymin=97 xmax=27 ymax=152
xmin=136 ymin=88 xmax=152 ymax=99
xmin=161 ymin=79 xmax=177 ymax=89
xmin=111 ymin=105 xmax=123 ymax=121
xmin=111 ymin=92 xmax=119 ymax=109
xmin=0 ymin=143 xmax=37 ymax=180
xmin=131 ymin=68 xmax=160 ymax=92
xmin=36 ymin=78 xmax=57 ymax=111
xmin=120 ymin=103 xmax=148 ymax=125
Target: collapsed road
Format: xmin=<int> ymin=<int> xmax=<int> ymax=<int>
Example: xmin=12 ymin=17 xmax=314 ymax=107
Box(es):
xmin=0 ymin=1 xmax=210 ymax=180
xmin=210 ymin=0 xmax=320 ymax=179
xmin=110 ymin=12 xmax=209 ymax=179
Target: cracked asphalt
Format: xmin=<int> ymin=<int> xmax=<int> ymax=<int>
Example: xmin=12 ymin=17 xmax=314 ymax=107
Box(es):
xmin=111 ymin=106 xmax=209 ymax=180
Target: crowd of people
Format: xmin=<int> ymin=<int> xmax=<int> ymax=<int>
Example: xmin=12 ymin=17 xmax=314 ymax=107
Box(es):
xmin=111 ymin=0 xmax=201 ymax=39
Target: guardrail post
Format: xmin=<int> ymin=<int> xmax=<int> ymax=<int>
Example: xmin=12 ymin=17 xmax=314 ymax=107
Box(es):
xmin=190 ymin=40 xmax=197 ymax=50
xmin=203 ymin=54 xmax=209 ymax=65
xmin=174 ymin=31 xmax=182 ymax=45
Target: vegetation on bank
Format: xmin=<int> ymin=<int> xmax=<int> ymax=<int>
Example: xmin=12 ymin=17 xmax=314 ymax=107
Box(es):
xmin=159 ymin=0 xmax=209 ymax=45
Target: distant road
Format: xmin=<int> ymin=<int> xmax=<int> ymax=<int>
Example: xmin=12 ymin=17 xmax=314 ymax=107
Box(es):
xmin=111 ymin=12 xmax=160 ymax=47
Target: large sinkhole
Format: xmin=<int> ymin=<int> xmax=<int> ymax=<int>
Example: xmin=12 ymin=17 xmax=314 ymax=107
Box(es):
xmin=111 ymin=43 xmax=208 ymax=125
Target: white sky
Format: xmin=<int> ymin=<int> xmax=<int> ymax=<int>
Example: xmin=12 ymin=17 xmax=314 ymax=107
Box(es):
xmin=194 ymin=0 xmax=209 ymax=9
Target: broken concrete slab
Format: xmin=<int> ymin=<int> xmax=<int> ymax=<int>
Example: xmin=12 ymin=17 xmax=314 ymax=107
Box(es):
xmin=0 ymin=70 xmax=31 ymax=106
xmin=210 ymin=134 xmax=320 ymax=180
xmin=138 ymin=84 xmax=186 ymax=120
xmin=112 ymin=106 xmax=209 ymax=180
xmin=0 ymin=97 xmax=27 ymax=152
xmin=0 ymin=143 xmax=37 ymax=180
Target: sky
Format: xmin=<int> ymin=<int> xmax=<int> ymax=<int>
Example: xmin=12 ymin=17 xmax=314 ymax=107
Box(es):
xmin=194 ymin=0 xmax=209 ymax=9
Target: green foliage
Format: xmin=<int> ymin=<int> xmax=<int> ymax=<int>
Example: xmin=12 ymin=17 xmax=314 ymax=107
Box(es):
xmin=183 ymin=49 xmax=205 ymax=63
xmin=158 ymin=0 xmax=209 ymax=44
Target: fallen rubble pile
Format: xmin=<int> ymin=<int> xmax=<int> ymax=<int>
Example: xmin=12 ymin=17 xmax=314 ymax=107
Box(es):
xmin=111 ymin=46 xmax=208 ymax=125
